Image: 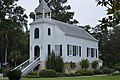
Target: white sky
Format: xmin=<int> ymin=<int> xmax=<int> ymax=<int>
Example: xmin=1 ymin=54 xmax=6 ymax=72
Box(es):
xmin=17 ymin=0 xmax=106 ymax=27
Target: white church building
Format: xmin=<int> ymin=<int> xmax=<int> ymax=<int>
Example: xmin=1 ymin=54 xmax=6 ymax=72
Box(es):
xmin=29 ymin=0 xmax=99 ymax=70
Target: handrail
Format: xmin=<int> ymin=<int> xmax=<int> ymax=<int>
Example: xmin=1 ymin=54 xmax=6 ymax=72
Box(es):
xmin=13 ymin=57 xmax=34 ymax=70
xmin=12 ymin=57 xmax=40 ymax=76
xmin=21 ymin=57 xmax=40 ymax=76
xmin=13 ymin=59 xmax=30 ymax=70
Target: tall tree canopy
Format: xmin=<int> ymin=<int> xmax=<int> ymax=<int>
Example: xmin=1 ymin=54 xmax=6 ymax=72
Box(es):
xmin=0 ymin=0 xmax=29 ymax=66
xmin=30 ymin=0 xmax=78 ymax=24
xmin=96 ymin=0 xmax=120 ymax=29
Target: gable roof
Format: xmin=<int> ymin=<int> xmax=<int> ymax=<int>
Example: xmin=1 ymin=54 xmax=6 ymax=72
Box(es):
xmin=30 ymin=19 xmax=98 ymax=42
xmin=53 ymin=20 xmax=98 ymax=42
xmin=35 ymin=0 xmax=51 ymax=13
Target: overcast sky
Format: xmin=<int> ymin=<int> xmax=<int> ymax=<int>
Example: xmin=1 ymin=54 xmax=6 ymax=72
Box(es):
xmin=17 ymin=0 xmax=106 ymax=27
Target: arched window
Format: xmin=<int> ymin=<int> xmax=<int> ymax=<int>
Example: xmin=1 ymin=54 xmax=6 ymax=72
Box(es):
xmin=34 ymin=28 xmax=39 ymax=39
xmin=34 ymin=45 xmax=40 ymax=59
xmin=48 ymin=28 xmax=51 ymax=36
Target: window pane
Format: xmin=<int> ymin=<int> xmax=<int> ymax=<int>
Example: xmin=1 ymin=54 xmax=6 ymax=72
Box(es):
xmin=96 ymin=49 xmax=97 ymax=58
xmin=35 ymin=28 xmax=39 ymax=39
xmin=91 ymin=48 xmax=94 ymax=58
xmin=48 ymin=44 xmax=51 ymax=55
xmin=48 ymin=28 xmax=51 ymax=36
xmin=60 ymin=45 xmax=62 ymax=56
xmin=67 ymin=45 xmax=69 ymax=56
xmin=79 ymin=46 xmax=81 ymax=57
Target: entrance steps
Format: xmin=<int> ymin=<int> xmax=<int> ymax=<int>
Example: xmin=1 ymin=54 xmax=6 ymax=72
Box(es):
xmin=13 ymin=57 xmax=40 ymax=76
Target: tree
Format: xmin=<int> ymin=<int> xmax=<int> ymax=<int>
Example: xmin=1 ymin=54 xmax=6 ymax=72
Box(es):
xmin=96 ymin=0 xmax=120 ymax=29
xmin=80 ymin=59 xmax=90 ymax=71
xmin=0 ymin=0 xmax=29 ymax=66
xmin=46 ymin=51 xmax=64 ymax=73
xmin=30 ymin=0 xmax=78 ymax=24
xmin=9 ymin=50 xmax=22 ymax=67
xmin=91 ymin=60 xmax=99 ymax=70
xmin=55 ymin=55 xmax=64 ymax=73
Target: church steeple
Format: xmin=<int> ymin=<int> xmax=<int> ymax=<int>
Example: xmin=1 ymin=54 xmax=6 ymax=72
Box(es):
xmin=35 ymin=0 xmax=51 ymax=20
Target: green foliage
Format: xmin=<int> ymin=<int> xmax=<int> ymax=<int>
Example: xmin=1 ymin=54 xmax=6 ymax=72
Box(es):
xmin=56 ymin=72 xmax=63 ymax=77
xmin=96 ymin=0 xmax=120 ymax=28
xmin=7 ymin=69 xmax=22 ymax=80
xmin=3 ymin=69 xmax=10 ymax=77
xmin=75 ymin=70 xmax=93 ymax=76
xmin=0 ymin=68 xmax=3 ymax=73
xmin=112 ymin=72 xmax=120 ymax=76
xmin=93 ymin=70 xmax=103 ymax=75
xmin=0 ymin=0 xmax=29 ymax=66
xmin=55 ymin=55 xmax=64 ymax=72
xmin=91 ymin=60 xmax=99 ymax=70
xmin=9 ymin=50 xmax=22 ymax=67
xmin=114 ymin=63 xmax=120 ymax=71
xmin=39 ymin=69 xmax=57 ymax=78
xmin=80 ymin=59 xmax=90 ymax=71
xmin=30 ymin=0 xmax=78 ymax=24
xmin=24 ymin=71 xmax=39 ymax=78
xmin=46 ymin=51 xmax=64 ymax=73
xmin=103 ymin=68 xmax=113 ymax=75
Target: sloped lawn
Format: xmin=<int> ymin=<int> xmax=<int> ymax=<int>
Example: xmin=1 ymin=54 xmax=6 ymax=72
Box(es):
xmin=23 ymin=75 xmax=120 ymax=80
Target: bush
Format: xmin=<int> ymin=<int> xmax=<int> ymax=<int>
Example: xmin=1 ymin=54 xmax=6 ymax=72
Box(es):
xmin=68 ymin=73 xmax=75 ymax=77
xmin=103 ymin=68 xmax=113 ymax=75
xmin=39 ymin=69 xmax=57 ymax=78
xmin=63 ymin=73 xmax=69 ymax=77
xmin=75 ymin=73 xmax=81 ymax=76
xmin=80 ymin=59 xmax=90 ymax=71
xmin=112 ymin=72 xmax=120 ymax=76
xmin=75 ymin=70 xmax=93 ymax=76
xmin=25 ymin=71 xmax=39 ymax=78
xmin=114 ymin=63 xmax=120 ymax=71
xmin=3 ymin=69 xmax=10 ymax=77
xmin=56 ymin=72 xmax=63 ymax=77
xmin=7 ymin=69 xmax=21 ymax=80
xmin=46 ymin=52 xmax=64 ymax=73
xmin=93 ymin=70 xmax=103 ymax=75
xmin=0 ymin=68 xmax=3 ymax=73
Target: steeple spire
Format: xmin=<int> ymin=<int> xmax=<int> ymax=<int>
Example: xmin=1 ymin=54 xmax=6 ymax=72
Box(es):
xmin=35 ymin=0 xmax=51 ymax=20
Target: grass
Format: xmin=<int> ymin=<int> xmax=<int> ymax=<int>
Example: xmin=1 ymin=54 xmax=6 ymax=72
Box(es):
xmin=22 ymin=75 xmax=120 ymax=80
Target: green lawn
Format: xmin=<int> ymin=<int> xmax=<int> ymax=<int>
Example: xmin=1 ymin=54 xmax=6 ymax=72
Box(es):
xmin=23 ymin=76 xmax=120 ymax=80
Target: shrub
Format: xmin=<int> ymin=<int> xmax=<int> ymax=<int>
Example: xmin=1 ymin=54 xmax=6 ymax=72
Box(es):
xmin=68 ymin=73 xmax=75 ymax=77
xmin=75 ymin=70 xmax=93 ymax=76
xmin=114 ymin=63 xmax=120 ymax=71
xmin=63 ymin=73 xmax=69 ymax=77
xmin=103 ymin=68 xmax=113 ymax=75
xmin=112 ymin=72 xmax=120 ymax=76
xmin=56 ymin=72 xmax=63 ymax=77
xmin=91 ymin=60 xmax=98 ymax=70
xmin=93 ymin=70 xmax=103 ymax=75
xmin=46 ymin=52 xmax=64 ymax=73
xmin=75 ymin=73 xmax=81 ymax=76
xmin=7 ymin=69 xmax=21 ymax=80
xmin=39 ymin=69 xmax=57 ymax=78
xmin=80 ymin=59 xmax=90 ymax=71
xmin=3 ymin=69 xmax=10 ymax=77
xmin=25 ymin=71 xmax=39 ymax=78
xmin=0 ymin=68 xmax=3 ymax=73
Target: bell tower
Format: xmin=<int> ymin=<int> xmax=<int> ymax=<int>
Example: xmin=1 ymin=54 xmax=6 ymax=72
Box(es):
xmin=35 ymin=0 xmax=51 ymax=20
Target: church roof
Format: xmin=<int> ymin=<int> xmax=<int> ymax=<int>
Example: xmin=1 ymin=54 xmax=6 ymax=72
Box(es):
xmin=35 ymin=0 xmax=51 ymax=13
xmin=53 ymin=20 xmax=98 ymax=42
xmin=30 ymin=19 xmax=98 ymax=42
